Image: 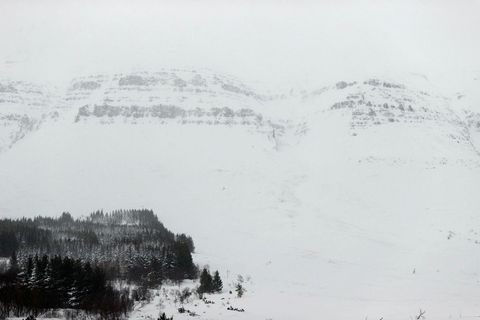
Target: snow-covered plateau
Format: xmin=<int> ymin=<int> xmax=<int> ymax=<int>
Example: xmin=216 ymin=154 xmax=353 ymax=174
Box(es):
xmin=1 ymin=69 xmax=480 ymax=320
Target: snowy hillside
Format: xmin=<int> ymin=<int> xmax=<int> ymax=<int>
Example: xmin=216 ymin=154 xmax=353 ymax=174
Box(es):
xmin=0 ymin=80 xmax=60 ymax=153
xmin=0 ymin=70 xmax=479 ymax=320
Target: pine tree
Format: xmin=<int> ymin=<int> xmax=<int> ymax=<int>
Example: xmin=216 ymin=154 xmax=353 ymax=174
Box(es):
xmin=28 ymin=257 xmax=39 ymax=289
xmin=42 ymin=259 xmax=55 ymax=309
xmin=197 ymin=268 xmax=213 ymax=294
xmin=212 ymin=270 xmax=223 ymax=292
xmin=19 ymin=256 xmax=34 ymax=287
xmin=9 ymin=250 xmax=18 ymax=272
xmin=173 ymin=241 xmax=195 ymax=279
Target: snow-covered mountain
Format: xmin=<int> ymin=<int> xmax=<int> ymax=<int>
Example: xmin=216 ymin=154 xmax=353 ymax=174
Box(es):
xmin=0 ymin=70 xmax=479 ymax=320
xmin=2 ymin=70 xmax=479 ymax=162
xmin=0 ymin=79 xmax=60 ymax=153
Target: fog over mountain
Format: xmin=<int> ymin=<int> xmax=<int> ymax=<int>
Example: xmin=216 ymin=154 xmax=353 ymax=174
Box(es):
xmin=0 ymin=1 xmax=480 ymax=320
xmin=1 ymin=0 xmax=479 ymax=90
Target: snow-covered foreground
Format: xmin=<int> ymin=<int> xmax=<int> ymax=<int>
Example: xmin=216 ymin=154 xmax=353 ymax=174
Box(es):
xmin=129 ymin=281 xmax=251 ymax=320
xmin=2 ymin=123 xmax=480 ymax=319
xmin=1 ymin=73 xmax=480 ymax=319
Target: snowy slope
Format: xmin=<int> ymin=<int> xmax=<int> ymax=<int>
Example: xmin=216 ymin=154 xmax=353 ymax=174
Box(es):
xmin=1 ymin=70 xmax=480 ymax=320
xmin=0 ymin=79 xmax=60 ymax=152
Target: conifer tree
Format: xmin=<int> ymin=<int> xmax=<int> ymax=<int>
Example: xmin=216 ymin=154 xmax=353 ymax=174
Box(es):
xmin=198 ymin=268 xmax=213 ymax=294
xmin=19 ymin=256 xmax=34 ymax=287
xmin=9 ymin=250 xmax=18 ymax=272
xmin=212 ymin=270 xmax=223 ymax=292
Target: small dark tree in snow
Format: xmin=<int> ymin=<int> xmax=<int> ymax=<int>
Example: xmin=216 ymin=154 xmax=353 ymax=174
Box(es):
xmin=235 ymin=275 xmax=245 ymax=297
xmin=197 ymin=268 xmax=213 ymax=294
xmin=212 ymin=270 xmax=223 ymax=292
xmin=235 ymin=283 xmax=244 ymax=297
xmin=158 ymin=312 xmax=173 ymax=320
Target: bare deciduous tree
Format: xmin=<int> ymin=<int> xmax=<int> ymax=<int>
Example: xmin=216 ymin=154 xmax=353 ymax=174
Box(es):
xmin=416 ymin=309 xmax=426 ymax=320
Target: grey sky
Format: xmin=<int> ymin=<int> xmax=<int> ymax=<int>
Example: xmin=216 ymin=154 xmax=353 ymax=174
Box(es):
xmin=1 ymin=0 xmax=479 ymax=91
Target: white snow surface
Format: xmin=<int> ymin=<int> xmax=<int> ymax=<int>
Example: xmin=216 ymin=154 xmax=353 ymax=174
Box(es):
xmin=1 ymin=71 xmax=480 ymax=320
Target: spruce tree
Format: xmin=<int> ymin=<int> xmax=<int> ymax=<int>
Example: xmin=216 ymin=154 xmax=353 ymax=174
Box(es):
xmin=21 ymin=256 xmax=34 ymax=287
xmin=198 ymin=268 xmax=213 ymax=294
xmin=173 ymin=241 xmax=195 ymax=279
xmin=9 ymin=250 xmax=18 ymax=272
xmin=212 ymin=270 xmax=223 ymax=292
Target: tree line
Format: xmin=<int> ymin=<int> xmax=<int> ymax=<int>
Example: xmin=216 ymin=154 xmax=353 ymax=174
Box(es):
xmin=0 ymin=209 xmax=200 ymax=319
xmin=0 ymin=210 xmax=197 ymax=286
xmin=0 ymin=253 xmax=132 ymax=319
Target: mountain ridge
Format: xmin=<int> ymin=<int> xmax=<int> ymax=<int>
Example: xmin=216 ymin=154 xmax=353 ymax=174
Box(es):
xmin=1 ymin=70 xmax=479 ymax=165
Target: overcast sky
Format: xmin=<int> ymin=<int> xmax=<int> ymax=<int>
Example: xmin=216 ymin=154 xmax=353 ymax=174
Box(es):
xmin=0 ymin=0 xmax=479 ymax=91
